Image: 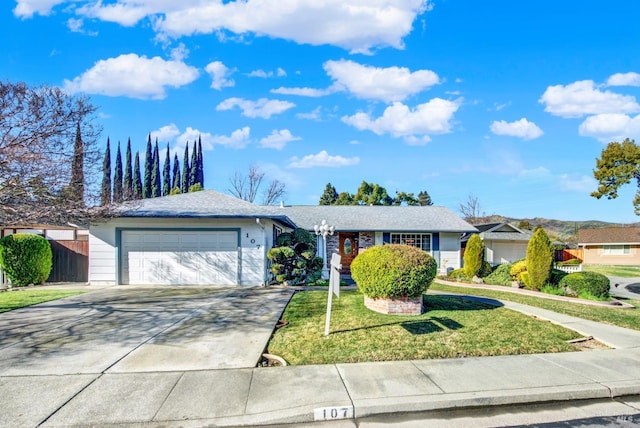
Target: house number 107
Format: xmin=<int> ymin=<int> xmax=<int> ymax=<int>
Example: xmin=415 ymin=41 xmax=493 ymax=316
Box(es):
xmin=313 ymin=406 xmax=353 ymax=421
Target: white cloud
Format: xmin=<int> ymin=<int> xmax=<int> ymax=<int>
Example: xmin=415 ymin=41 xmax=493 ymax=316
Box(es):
xmin=170 ymin=43 xmax=189 ymax=61
xmin=248 ymin=68 xmax=287 ymax=78
xmin=153 ymin=1 xmax=432 ymax=54
xmin=323 ymin=59 xmax=439 ymax=102
xmin=205 ymin=61 xmax=235 ymax=90
xmin=259 ymin=129 xmax=302 ymax=150
xmin=62 ymin=53 xmax=199 ymax=100
xmin=14 ymin=0 xmax=64 ymax=17
xmin=271 ymin=85 xmax=339 ymax=97
xmin=296 ymin=106 xmax=323 ymax=121
xmin=341 ymin=98 xmax=460 ymax=143
xmin=151 ymin=124 xmax=181 ymax=144
xmin=288 ymin=150 xmax=360 ymax=168
xmin=216 ymin=97 xmax=295 ymax=119
xmin=490 ymin=118 xmax=543 ymax=140
xmin=558 ymin=174 xmax=597 ymax=193
xmin=578 ymin=113 xmax=640 ymax=142
xmin=539 ymin=80 xmax=640 ymax=118
xmin=607 ymin=72 xmax=640 ymax=87
xmin=210 ymin=126 xmax=252 ymax=148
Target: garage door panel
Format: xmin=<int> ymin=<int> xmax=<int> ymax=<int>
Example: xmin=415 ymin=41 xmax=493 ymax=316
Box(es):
xmin=121 ymin=230 xmax=239 ymax=285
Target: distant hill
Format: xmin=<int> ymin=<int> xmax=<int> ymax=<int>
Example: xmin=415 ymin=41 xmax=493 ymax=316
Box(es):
xmin=471 ymin=215 xmax=640 ymax=246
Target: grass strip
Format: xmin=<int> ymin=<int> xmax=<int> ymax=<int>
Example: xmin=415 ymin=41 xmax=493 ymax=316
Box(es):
xmin=0 ymin=289 xmax=85 ymax=313
xmin=267 ymin=290 xmax=582 ymax=365
xmin=431 ymin=282 xmax=640 ymax=331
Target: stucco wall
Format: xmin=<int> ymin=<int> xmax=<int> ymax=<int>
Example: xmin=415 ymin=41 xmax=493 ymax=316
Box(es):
xmin=89 ymin=217 xmax=279 ymax=286
xmin=583 ymin=245 xmax=640 ymax=266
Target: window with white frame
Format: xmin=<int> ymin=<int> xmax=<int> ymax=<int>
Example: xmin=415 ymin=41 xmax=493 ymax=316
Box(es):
xmin=602 ymin=245 xmax=631 ymax=256
xmin=390 ymin=233 xmax=432 ymax=253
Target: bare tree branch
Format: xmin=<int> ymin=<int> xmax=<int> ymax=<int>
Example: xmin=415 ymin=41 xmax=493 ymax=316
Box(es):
xmin=459 ymin=193 xmax=485 ymax=224
xmin=228 ymin=165 xmax=285 ymax=205
xmin=262 ymin=179 xmax=286 ymax=205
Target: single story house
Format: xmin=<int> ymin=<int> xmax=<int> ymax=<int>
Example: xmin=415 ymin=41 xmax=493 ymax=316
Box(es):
xmin=89 ymin=190 xmax=477 ymax=286
xmin=461 ymin=222 xmax=532 ymax=266
xmin=578 ymin=226 xmax=640 ymax=266
xmin=279 ymin=205 xmax=477 ymax=276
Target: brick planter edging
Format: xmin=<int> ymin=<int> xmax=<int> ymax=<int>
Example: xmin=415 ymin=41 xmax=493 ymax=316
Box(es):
xmin=364 ymin=295 xmax=423 ymax=315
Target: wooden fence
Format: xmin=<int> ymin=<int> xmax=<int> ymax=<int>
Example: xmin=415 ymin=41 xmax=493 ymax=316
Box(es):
xmin=48 ymin=240 xmax=89 ymax=283
xmin=554 ymin=249 xmax=583 ymax=263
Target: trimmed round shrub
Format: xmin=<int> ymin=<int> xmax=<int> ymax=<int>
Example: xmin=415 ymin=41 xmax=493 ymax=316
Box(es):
xmin=463 ymin=234 xmax=484 ymax=278
xmin=559 ymin=272 xmax=610 ymax=299
xmin=0 ymin=234 xmax=52 ymax=286
xmin=484 ymin=263 xmax=513 ymax=286
xmin=548 ymin=268 xmax=568 ymax=286
xmin=350 ymin=244 xmax=437 ymax=299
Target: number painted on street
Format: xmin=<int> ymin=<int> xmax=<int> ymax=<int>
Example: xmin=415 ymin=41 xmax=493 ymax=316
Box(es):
xmin=313 ymin=406 xmax=353 ymax=421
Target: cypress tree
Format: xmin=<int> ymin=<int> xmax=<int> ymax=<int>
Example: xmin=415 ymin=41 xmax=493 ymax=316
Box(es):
xmin=172 ymin=154 xmax=181 ymax=192
xmin=113 ymin=142 xmax=123 ymax=203
xmin=197 ymin=135 xmax=204 ymax=188
xmin=143 ymin=134 xmax=153 ymax=198
xmin=189 ymin=140 xmax=198 ymax=188
xmin=70 ymin=122 xmax=85 ymax=204
xmin=123 ymin=138 xmax=133 ymax=201
xmin=162 ymin=142 xmax=171 ymax=196
xmin=152 ymin=138 xmax=161 ymax=197
xmin=100 ymin=138 xmax=112 ymax=206
xmin=133 ymin=151 xmax=143 ymax=199
xmin=463 ymin=234 xmax=485 ymax=278
xmin=319 ymin=183 xmax=338 ymax=205
xmin=181 ymin=143 xmax=190 ymax=193
xmin=525 ymin=226 xmax=553 ymax=291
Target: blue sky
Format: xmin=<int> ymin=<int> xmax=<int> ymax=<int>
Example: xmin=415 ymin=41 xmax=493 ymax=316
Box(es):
xmin=3 ymin=0 xmax=640 ymax=223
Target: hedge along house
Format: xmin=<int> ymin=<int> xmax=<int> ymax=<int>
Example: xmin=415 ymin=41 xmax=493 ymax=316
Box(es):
xmin=578 ymin=226 xmax=640 ymax=266
xmin=460 ymin=222 xmax=533 ymax=267
xmin=89 ymin=190 xmax=296 ymax=286
xmin=277 ymin=205 xmax=478 ymax=276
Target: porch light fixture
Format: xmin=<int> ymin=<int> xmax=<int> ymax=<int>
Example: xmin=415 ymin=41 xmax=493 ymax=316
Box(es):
xmin=314 ymin=219 xmax=335 ymax=279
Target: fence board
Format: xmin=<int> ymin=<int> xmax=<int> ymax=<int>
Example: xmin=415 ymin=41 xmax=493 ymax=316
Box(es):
xmin=48 ymin=240 xmax=89 ymax=283
xmin=555 ymin=249 xmax=583 ymax=263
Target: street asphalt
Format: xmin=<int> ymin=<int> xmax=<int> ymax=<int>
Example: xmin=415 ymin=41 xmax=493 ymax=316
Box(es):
xmin=0 ymin=282 xmax=638 ymax=427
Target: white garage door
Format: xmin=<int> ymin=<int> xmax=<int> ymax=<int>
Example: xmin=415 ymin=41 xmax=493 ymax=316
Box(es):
xmin=120 ymin=230 xmax=238 ymax=285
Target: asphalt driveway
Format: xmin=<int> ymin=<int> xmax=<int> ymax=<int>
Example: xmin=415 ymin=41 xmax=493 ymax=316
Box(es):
xmin=0 ymin=286 xmax=294 ymax=376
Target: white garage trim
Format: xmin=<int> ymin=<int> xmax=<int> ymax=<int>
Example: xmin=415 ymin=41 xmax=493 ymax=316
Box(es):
xmin=116 ymin=228 xmax=240 ymax=285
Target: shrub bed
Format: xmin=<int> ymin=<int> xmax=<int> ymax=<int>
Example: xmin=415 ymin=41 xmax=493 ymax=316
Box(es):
xmin=484 ymin=263 xmax=513 ymax=286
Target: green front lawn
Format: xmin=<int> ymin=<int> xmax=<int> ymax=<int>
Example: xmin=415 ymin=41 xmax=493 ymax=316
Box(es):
xmin=430 ymin=282 xmax=640 ymax=331
xmin=0 ymin=289 xmax=85 ymax=313
xmin=582 ymin=264 xmax=640 ymax=277
xmin=267 ymin=290 xmax=582 ymax=365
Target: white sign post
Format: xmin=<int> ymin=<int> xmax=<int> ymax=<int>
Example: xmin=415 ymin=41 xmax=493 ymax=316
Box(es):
xmin=324 ymin=252 xmax=342 ymax=336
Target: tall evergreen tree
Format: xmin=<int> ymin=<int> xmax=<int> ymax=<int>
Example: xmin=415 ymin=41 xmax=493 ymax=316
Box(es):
xmin=418 ymin=190 xmax=433 ymax=206
xmin=133 ymin=151 xmax=143 ymax=199
xmin=181 ymin=143 xmax=190 ymax=193
xmin=143 ymin=134 xmax=153 ymax=198
xmin=525 ymin=226 xmax=553 ymax=291
xmin=162 ymin=142 xmax=171 ymax=196
xmin=189 ymin=140 xmax=198 ymax=188
xmin=70 ymin=122 xmax=85 ymax=205
xmin=151 ymin=138 xmax=161 ymax=197
xmin=100 ymin=138 xmax=112 ymax=206
xmin=319 ymin=183 xmax=338 ymax=205
xmin=172 ymin=154 xmax=181 ymax=192
xmin=123 ymin=138 xmax=133 ymax=201
xmin=197 ymin=135 xmax=204 ymax=188
xmin=113 ymin=141 xmax=123 ymax=203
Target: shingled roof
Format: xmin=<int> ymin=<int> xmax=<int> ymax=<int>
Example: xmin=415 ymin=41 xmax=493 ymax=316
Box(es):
xmin=578 ymin=227 xmax=640 ymax=244
xmin=277 ymin=205 xmax=477 ymax=233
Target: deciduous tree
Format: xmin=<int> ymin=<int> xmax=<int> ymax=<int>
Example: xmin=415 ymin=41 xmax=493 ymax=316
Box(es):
xmin=459 ymin=193 xmax=485 ymax=224
xmin=591 ymin=138 xmax=640 ymax=215
xmin=228 ymin=165 xmax=285 ymax=205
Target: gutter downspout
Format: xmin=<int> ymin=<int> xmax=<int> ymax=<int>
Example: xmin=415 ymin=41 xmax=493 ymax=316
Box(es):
xmin=256 ymin=218 xmax=268 ymax=286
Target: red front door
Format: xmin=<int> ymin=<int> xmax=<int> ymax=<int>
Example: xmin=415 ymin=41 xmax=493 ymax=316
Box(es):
xmin=338 ymin=233 xmax=358 ymax=274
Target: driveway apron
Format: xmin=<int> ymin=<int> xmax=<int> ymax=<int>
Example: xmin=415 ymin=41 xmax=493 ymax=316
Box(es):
xmin=0 ymin=286 xmax=294 ymax=376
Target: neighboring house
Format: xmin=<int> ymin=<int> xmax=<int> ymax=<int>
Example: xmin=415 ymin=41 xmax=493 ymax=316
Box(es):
xmin=89 ymin=191 xmax=296 ymax=286
xmin=577 ymin=227 xmax=640 ymax=266
xmin=88 ymin=191 xmax=477 ymax=286
xmin=279 ymin=205 xmax=477 ymax=276
xmin=461 ymin=222 xmax=532 ymax=266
